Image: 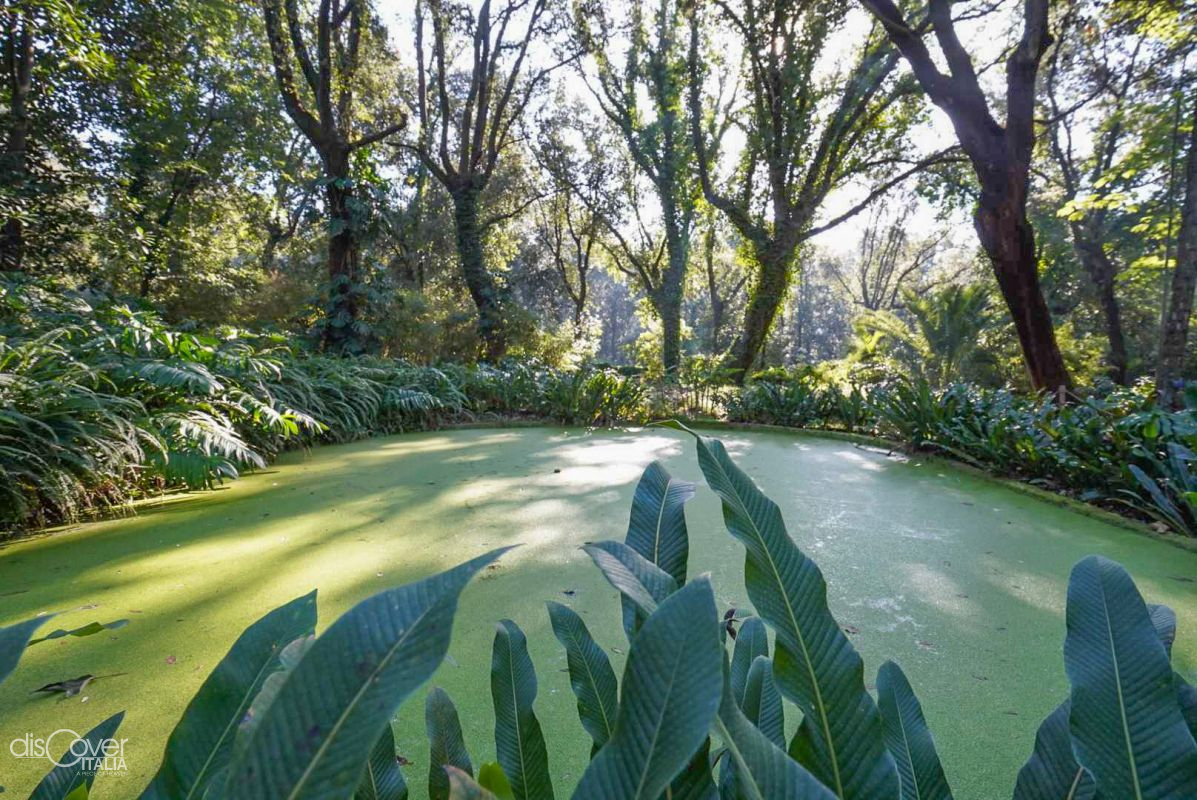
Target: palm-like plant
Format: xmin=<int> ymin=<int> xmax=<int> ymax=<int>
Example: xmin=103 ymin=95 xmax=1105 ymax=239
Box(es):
xmin=853 ymin=284 xmax=994 ymax=388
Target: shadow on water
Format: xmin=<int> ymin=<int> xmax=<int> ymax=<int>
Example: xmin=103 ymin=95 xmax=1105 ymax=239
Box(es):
xmin=0 ymin=426 xmax=1193 ymax=800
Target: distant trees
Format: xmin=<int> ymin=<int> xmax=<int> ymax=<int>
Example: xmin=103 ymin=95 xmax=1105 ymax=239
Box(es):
xmin=574 ymin=0 xmax=697 ymax=376
xmin=830 ymin=205 xmax=948 ymax=312
xmin=688 ymin=0 xmax=935 ymax=380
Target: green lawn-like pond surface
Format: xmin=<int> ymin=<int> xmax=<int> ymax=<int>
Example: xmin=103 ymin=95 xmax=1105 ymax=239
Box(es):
xmin=1 ymin=427 xmax=1195 ymax=798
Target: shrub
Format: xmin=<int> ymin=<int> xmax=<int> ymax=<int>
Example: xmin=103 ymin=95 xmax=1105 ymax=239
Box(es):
xmin=3 ymin=432 xmax=1194 ymax=798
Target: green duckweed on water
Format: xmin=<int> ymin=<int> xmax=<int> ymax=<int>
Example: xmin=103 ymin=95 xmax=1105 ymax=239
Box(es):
xmin=0 ymin=427 xmax=1194 ymax=799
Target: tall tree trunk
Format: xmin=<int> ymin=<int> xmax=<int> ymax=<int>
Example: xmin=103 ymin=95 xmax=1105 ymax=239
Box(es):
xmin=726 ymin=239 xmax=795 ymax=381
xmin=452 ymin=187 xmax=507 ymax=361
xmin=1157 ymin=103 xmax=1197 ymax=406
xmin=1070 ymin=225 xmax=1128 ymax=384
xmin=974 ymin=185 xmax=1071 ymax=394
xmin=1 ymin=9 xmax=32 ymax=272
xmin=322 ymin=147 xmax=362 ymax=354
xmin=656 ymin=286 xmax=683 ymax=377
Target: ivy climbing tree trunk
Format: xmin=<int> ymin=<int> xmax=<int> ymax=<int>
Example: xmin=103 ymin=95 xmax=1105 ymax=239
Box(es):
xmin=409 ymin=0 xmax=557 ymax=362
xmin=1157 ymin=100 xmax=1197 ymax=405
xmin=451 ymin=186 xmax=507 ymax=360
xmin=258 ymin=0 xmax=405 ymax=354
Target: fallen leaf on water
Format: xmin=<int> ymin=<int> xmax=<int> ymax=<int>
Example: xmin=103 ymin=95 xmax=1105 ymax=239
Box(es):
xmin=29 ymin=619 xmax=129 ymax=646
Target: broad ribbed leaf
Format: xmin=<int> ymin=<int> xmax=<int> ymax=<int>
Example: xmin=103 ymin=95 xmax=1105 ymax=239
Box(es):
xmin=621 ymin=462 xmax=695 ymax=637
xmin=491 ymin=619 xmax=554 ymax=800
xmin=355 ymin=725 xmax=407 ymax=800
xmin=668 ymin=740 xmax=718 ymax=800
xmin=721 ymin=617 xmax=771 ymax=797
xmin=427 ymin=688 xmax=473 ymax=800
xmin=222 ymin=547 xmax=512 ymax=800
xmin=446 ymin=767 xmax=498 ymax=800
xmin=1012 ymin=701 xmax=1095 ymax=800
xmin=714 ymin=662 xmax=836 ymax=800
xmin=144 ymin=591 xmax=317 ymax=800
xmin=624 ymin=461 xmax=694 ymax=584
xmin=585 ymin=540 xmax=677 ymax=622
xmin=0 ymin=615 xmax=50 ymax=686
xmin=1064 ymin=555 xmax=1197 ymax=798
xmin=572 ymin=577 xmax=722 ymax=800
xmin=743 ymin=656 xmax=785 ymax=748
xmin=30 ymin=712 xmax=125 ymax=800
xmin=875 ymin=661 xmax=951 ymax=800
xmin=730 ymin=617 xmax=769 ymax=708
xmin=1179 ymin=678 xmax=1197 ymax=738
xmin=674 ymin=425 xmax=899 ymax=800
xmin=546 ymin=601 xmax=619 ymax=754
xmin=1148 ymin=604 xmax=1176 ymax=657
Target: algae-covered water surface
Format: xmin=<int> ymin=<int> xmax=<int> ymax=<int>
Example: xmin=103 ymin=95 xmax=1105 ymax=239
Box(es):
xmin=1 ymin=427 xmax=1194 ymax=798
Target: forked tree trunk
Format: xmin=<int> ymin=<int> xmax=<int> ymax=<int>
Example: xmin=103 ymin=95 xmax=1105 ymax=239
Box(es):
xmin=975 ymin=185 xmax=1071 ymax=393
xmin=1157 ymin=104 xmax=1197 ymax=405
xmin=452 ymin=187 xmax=508 ymax=361
xmin=726 ymin=237 xmax=798 ymax=380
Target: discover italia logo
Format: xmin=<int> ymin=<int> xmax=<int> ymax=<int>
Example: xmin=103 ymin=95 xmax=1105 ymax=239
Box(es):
xmin=9 ymin=729 xmax=128 ymax=775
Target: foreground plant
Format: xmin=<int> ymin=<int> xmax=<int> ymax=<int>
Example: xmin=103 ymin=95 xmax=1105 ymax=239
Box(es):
xmin=2 ymin=431 xmax=1195 ymax=798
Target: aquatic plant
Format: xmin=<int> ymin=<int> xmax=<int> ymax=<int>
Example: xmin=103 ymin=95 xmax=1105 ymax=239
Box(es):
xmin=2 ymin=432 xmax=1194 ymax=798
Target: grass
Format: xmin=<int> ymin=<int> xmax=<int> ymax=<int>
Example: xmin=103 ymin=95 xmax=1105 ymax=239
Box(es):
xmin=0 ymin=427 xmax=1194 ymax=799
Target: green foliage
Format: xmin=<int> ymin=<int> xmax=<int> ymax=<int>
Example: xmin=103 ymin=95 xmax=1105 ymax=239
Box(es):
xmin=28 ymin=712 xmax=125 ymax=800
xmin=0 ymin=281 xmax=658 ymax=532
xmin=728 ymin=371 xmax=1197 ymax=536
xmin=3 ymin=435 xmax=1196 ymax=799
xmin=490 ymin=620 xmax=554 ymax=800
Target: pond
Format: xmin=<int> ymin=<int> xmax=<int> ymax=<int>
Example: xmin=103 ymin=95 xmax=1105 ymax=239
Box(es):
xmin=1 ymin=426 xmax=1194 ymax=798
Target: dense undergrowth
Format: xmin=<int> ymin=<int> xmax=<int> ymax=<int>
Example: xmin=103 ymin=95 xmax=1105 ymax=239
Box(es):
xmin=4 ymin=278 xmax=1196 ymax=536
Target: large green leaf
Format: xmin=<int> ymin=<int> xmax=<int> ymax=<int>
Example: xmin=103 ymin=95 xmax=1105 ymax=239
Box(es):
xmin=1148 ymin=604 xmax=1176 ymax=657
xmin=143 ymin=591 xmax=317 ymax=800
xmin=446 ymin=767 xmax=498 ymax=800
xmin=673 ymin=426 xmax=898 ymax=799
xmin=624 ymin=461 xmax=694 ymax=584
xmin=583 ymin=540 xmax=677 ymax=634
xmin=621 ymin=462 xmax=695 ymax=637
xmin=0 ymin=615 xmax=50 ymax=686
xmin=1064 ymin=555 xmax=1197 ymax=798
xmin=491 ymin=619 xmax=554 ymax=800
xmin=743 ymin=656 xmax=785 ymax=748
xmin=875 ymin=661 xmax=951 ymax=800
xmin=427 ymin=688 xmax=473 ymax=800
xmin=730 ymin=617 xmax=769 ymax=708
xmin=1012 ymin=701 xmax=1095 ymax=800
xmin=713 ymin=661 xmax=836 ymax=800
xmin=572 ymin=577 xmax=722 ymax=800
xmin=222 ymin=547 xmax=511 ymax=799
xmin=546 ymin=601 xmax=619 ymax=754
xmin=30 ymin=712 xmax=125 ymax=800
xmin=355 ymin=724 xmax=407 ymax=800
xmin=667 ymin=740 xmax=718 ymax=800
